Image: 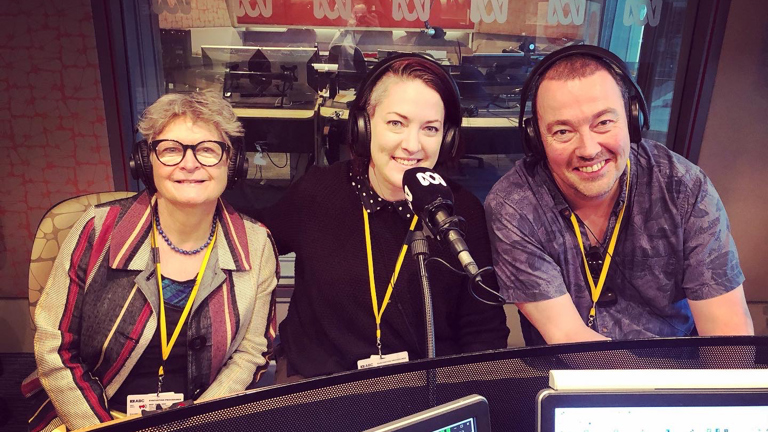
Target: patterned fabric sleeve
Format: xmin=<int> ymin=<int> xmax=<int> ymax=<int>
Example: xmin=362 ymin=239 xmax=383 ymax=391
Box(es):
xmin=485 ymin=191 xmax=569 ymax=303
xmin=198 ymin=222 xmax=278 ymax=400
xmin=33 ymin=206 xmax=113 ymax=430
xmin=680 ymin=170 xmax=745 ymax=300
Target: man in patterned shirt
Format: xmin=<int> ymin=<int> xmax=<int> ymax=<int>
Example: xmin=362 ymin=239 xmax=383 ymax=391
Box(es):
xmin=485 ymin=46 xmax=753 ymax=346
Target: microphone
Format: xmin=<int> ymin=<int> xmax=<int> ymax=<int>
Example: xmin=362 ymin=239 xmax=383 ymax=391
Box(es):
xmin=402 ymin=167 xmax=479 ymax=276
xmin=425 ymin=26 xmax=445 ymax=39
xmin=422 ymin=21 xmax=446 ymax=39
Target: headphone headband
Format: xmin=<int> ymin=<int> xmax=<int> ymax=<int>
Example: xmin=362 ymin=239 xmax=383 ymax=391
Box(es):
xmin=519 ymin=45 xmax=650 ymax=162
xmin=349 ymin=53 xmax=462 ymax=165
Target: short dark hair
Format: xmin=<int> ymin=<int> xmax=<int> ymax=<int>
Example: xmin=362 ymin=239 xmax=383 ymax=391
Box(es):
xmin=534 ymin=54 xmax=630 ymax=119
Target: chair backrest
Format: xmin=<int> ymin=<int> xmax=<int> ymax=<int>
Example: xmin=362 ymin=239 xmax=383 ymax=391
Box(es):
xmin=28 ymin=191 xmax=137 ymax=328
xmin=328 ymin=44 xmax=367 ymax=74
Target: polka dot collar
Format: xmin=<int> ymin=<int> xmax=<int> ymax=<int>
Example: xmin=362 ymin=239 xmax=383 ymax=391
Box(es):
xmin=349 ymin=167 xmax=414 ymax=220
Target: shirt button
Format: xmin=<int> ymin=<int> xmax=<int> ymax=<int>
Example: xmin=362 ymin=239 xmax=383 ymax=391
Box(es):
xmin=192 ymin=386 xmax=204 ymax=399
xmin=189 ymin=335 xmax=207 ymax=351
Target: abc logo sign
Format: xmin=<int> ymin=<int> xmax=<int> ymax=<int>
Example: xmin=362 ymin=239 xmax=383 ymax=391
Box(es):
xmin=416 ymin=172 xmax=447 ymax=187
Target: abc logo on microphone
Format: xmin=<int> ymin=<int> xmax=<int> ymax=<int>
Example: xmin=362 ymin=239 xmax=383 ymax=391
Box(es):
xmin=416 ymin=172 xmax=447 ymax=187
xmin=404 ymin=171 xmax=447 ymax=206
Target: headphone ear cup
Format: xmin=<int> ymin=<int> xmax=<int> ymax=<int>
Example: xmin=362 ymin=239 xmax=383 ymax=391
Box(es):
xmin=140 ymin=142 xmax=154 ymax=192
xmin=440 ymin=125 xmax=458 ymax=162
xmin=227 ymin=146 xmax=237 ymax=188
xmin=226 ymin=142 xmax=249 ymax=189
xmin=131 ymin=140 xmax=155 ymax=192
xmin=523 ymin=117 xmax=541 ymax=160
xmin=237 ymin=148 xmax=249 ymax=185
xmin=628 ymin=96 xmax=642 ymax=143
xmin=130 ymin=143 xmax=141 ymax=181
xmin=354 ymin=111 xmax=371 ymax=159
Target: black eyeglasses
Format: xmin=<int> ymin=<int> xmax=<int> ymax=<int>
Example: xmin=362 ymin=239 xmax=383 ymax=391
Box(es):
xmin=149 ymin=139 xmax=229 ymax=167
xmin=586 ymin=246 xmax=618 ymax=306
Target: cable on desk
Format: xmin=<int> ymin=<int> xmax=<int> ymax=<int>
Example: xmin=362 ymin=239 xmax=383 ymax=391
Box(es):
xmin=263 ymin=150 xmax=289 ymax=168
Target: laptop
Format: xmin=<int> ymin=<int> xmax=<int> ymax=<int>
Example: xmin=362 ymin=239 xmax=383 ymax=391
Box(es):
xmin=364 ymin=394 xmax=491 ymax=432
xmin=537 ymin=370 xmax=768 ymax=432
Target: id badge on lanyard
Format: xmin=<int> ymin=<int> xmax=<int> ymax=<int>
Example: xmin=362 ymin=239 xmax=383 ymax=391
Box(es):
xmin=150 ymin=213 xmax=216 ymax=395
xmin=359 ymin=207 xmax=417 ymax=367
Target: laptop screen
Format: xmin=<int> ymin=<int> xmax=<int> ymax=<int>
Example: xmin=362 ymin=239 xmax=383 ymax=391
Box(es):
xmin=538 ymin=390 xmax=768 ymax=432
xmin=556 ymin=406 xmax=767 ymax=431
xmin=365 ymin=394 xmax=490 ymax=432
xmin=430 ymin=418 xmax=476 ymax=432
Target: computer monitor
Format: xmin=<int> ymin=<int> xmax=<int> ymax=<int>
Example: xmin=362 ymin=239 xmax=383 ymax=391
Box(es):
xmin=461 ymin=52 xmax=537 ymax=76
xmin=201 ymin=45 xmax=319 ymax=107
xmin=458 ymin=53 xmax=538 ymax=105
xmin=538 ymin=370 xmax=768 ymax=432
xmin=537 ymin=389 xmax=768 ymax=432
xmin=364 ymin=394 xmax=491 ymax=432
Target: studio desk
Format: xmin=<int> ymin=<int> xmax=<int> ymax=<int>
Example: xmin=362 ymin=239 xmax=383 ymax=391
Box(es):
xmin=84 ymin=336 xmax=768 ymax=432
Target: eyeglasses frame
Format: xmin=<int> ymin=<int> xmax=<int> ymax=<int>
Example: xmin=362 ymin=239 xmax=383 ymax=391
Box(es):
xmin=148 ymin=139 xmax=231 ymax=167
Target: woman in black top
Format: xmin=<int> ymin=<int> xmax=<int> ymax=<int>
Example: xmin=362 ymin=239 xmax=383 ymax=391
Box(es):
xmin=243 ymin=54 xmax=509 ymax=381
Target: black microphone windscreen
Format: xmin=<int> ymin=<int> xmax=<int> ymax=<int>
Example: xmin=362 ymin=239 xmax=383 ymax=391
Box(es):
xmin=402 ymin=167 xmax=454 ymax=217
xmin=431 ymin=26 xmax=446 ymax=39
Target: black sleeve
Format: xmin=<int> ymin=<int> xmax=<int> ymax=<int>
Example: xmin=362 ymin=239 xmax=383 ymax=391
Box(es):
xmin=224 ymin=165 xmax=326 ymax=256
xmin=450 ymin=185 xmax=510 ymax=352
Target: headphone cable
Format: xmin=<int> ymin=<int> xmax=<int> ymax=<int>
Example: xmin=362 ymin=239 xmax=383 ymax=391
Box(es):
xmin=263 ymin=149 xmax=289 ymax=168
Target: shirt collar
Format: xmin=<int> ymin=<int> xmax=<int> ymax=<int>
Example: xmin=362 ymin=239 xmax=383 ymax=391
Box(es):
xmin=108 ymin=191 xmax=252 ymax=272
xmin=349 ymin=164 xmax=415 ymax=220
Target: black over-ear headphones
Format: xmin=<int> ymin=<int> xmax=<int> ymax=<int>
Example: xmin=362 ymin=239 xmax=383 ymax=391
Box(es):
xmin=348 ymin=53 xmax=462 ymax=166
xmin=129 ymin=136 xmax=248 ymax=193
xmin=518 ymin=45 xmax=650 ymax=162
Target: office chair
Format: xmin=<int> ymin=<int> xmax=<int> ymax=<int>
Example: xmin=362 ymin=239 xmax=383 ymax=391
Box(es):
xmin=28 ymin=191 xmax=136 ymax=329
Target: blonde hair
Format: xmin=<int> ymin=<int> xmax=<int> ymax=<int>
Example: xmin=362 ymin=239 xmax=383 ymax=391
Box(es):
xmin=137 ymin=90 xmax=244 ymax=145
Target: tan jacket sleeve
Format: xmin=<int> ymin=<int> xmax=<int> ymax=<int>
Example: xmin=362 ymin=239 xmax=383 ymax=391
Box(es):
xmin=34 ymin=207 xmax=114 ymax=429
xmin=198 ymin=221 xmax=278 ymax=400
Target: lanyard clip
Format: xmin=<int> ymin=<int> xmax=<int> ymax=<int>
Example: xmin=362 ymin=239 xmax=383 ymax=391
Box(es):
xmin=587 ymin=305 xmax=596 ymax=328
xmin=157 ymin=365 xmax=165 ymax=397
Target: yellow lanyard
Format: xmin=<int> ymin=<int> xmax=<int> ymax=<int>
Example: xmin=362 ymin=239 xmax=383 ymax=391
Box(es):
xmin=569 ymin=160 xmax=630 ymax=328
xmin=150 ymin=215 xmax=216 ymax=394
xmin=362 ymin=206 xmax=419 ymax=357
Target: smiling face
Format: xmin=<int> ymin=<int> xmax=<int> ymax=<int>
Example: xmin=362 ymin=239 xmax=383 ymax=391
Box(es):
xmin=367 ymin=78 xmax=445 ymax=201
xmin=151 ymin=116 xmax=229 ymax=208
xmin=536 ymin=69 xmax=631 ymax=209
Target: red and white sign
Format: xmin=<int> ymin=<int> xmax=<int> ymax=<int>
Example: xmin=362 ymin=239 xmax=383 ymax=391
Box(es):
xmin=238 ymin=0 xmax=273 ymax=18
xmin=233 ymin=0 xmax=473 ymax=29
xmin=470 ymin=0 xmax=508 ymax=24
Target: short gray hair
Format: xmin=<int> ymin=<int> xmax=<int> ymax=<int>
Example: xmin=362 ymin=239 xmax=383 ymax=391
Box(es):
xmin=137 ymin=90 xmax=244 ymax=145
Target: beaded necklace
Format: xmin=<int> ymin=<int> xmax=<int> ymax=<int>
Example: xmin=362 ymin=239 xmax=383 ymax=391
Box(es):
xmin=155 ymin=209 xmax=217 ymax=255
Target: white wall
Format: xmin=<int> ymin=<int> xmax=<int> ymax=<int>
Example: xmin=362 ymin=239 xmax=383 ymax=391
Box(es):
xmin=698 ymin=0 xmax=768 ymax=333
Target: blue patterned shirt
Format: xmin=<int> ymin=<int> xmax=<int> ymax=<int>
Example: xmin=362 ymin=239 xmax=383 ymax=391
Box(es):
xmin=485 ymin=140 xmax=744 ymax=345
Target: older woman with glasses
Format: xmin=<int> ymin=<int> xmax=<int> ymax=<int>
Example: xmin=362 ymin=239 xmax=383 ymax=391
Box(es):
xmin=26 ymin=91 xmax=278 ymax=432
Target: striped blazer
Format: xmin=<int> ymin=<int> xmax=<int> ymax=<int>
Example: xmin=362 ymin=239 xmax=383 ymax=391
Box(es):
xmin=22 ymin=191 xmax=278 ymax=432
